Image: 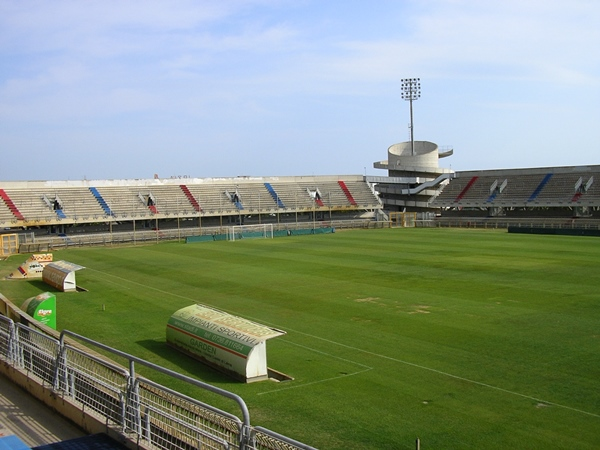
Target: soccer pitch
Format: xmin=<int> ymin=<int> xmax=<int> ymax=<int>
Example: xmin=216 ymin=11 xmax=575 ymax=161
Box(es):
xmin=1 ymin=228 xmax=599 ymax=449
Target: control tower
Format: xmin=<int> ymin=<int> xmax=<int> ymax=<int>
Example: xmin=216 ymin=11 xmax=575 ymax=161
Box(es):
xmin=372 ymin=140 xmax=453 ymax=212
xmin=370 ymin=78 xmax=454 ymax=213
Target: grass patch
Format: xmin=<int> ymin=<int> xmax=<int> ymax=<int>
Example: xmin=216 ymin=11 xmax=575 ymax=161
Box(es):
xmin=1 ymin=228 xmax=600 ymax=449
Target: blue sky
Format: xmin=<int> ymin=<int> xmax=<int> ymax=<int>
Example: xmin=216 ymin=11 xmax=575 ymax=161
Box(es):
xmin=1 ymin=0 xmax=599 ymax=181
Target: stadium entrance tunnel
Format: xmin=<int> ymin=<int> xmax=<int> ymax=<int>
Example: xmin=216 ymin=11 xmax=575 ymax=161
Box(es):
xmin=166 ymin=303 xmax=292 ymax=383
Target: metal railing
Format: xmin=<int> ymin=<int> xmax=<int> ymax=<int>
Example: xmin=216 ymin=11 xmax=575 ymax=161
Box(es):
xmin=431 ymin=217 xmax=600 ymax=230
xmin=0 ymin=316 xmax=317 ymax=450
xmin=16 ymin=219 xmax=383 ymax=251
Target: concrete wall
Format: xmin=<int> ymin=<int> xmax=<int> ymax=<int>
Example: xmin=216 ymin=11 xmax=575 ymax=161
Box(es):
xmin=387 ymin=141 xmax=439 ymax=169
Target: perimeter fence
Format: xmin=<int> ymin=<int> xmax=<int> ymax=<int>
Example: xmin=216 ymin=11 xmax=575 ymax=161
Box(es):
xmin=0 ymin=314 xmax=316 ymax=450
xmin=432 ymin=217 xmax=600 ymax=230
xmin=16 ymin=220 xmax=387 ymax=252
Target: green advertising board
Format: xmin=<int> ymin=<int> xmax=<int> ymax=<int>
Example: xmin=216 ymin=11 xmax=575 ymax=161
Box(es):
xmin=22 ymin=292 xmax=57 ymax=330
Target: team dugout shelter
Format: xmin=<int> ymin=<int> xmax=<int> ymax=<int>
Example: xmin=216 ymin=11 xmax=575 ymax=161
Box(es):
xmin=0 ymin=175 xmax=383 ymax=236
xmin=167 ymin=304 xmax=287 ymax=383
xmin=43 ymin=261 xmax=85 ymax=292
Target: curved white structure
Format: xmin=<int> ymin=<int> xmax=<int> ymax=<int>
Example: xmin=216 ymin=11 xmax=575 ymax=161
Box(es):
xmin=373 ymin=140 xmax=454 ymax=212
xmin=388 ymin=141 xmax=440 ymax=171
xmin=167 ymin=303 xmax=287 ymax=382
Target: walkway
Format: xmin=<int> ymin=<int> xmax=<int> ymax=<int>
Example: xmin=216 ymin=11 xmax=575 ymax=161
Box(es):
xmin=0 ymin=373 xmax=84 ymax=448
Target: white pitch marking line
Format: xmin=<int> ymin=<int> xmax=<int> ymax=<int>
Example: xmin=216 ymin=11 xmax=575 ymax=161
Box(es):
xmin=86 ymin=268 xmax=600 ymax=418
xmin=281 ymin=339 xmax=372 ymax=371
xmin=258 ymin=340 xmax=373 ymax=396
xmin=88 ymin=269 xmax=374 ymax=394
xmin=86 ymin=268 xmax=184 ymax=296
xmin=259 ymin=369 xmax=373 ymax=396
xmin=285 ymin=327 xmax=600 ymax=419
xmin=86 ymin=268 xmax=131 ymax=289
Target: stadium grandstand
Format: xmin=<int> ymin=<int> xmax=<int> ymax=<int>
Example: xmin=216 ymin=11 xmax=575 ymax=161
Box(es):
xmin=370 ymin=139 xmax=600 ymax=228
xmin=2 ymin=145 xmax=600 ymax=242
xmin=2 ymin=141 xmax=600 ymax=449
xmin=0 ymin=175 xmax=384 ymax=251
xmin=430 ymin=165 xmax=599 ymax=218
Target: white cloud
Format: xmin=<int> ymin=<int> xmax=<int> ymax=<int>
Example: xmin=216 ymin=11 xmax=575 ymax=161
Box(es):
xmin=1 ymin=0 xmax=599 ymax=180
xmin=302 ymin=0 xmax=600 ymax=87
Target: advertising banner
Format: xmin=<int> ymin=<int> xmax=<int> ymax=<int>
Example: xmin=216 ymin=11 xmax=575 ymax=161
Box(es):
xmin=166 ymin=304 xmax=285 ymax=382
xmin=22 ymin=292 xmax=57 ymax=329
xmin=7 ymin=253 xmax=53 ymax=279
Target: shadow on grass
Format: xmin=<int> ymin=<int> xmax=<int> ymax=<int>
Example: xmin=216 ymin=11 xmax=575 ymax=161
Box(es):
xmin=0 ymin=279 xmax=60 ymax=306
xmin=136 ymin=338 xmax=236 ymax=386
xmin=27 ymin=279 xmax=59 ymax=291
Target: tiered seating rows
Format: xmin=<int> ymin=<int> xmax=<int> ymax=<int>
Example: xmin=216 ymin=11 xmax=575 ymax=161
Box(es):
xmin=432 ymin=170 xmax=600 ymax=208
xmin=0 ymin=178 xmax=380 ymax=226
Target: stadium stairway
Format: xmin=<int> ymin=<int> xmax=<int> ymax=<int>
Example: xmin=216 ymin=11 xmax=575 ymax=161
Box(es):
xmin=338 ymin=180 xmax=357 ymax=206
xmin=88 ymin=187 xmax=113 ymax=216
xmin=527 ymin=173 xmax=553 ymax=202
xmin=0 ymin=189 xmax=25 ymax=221
xmin=179 ymin=185 xmax=201 ymax=212
xmin=55 ymin=209 xmax=67 ymax=219
xmin=264 ymin=183 xmax=286 ymax=208
xmin=486 ymin=192 xmax=498 ymax=202
xmin=454 ymin=176 xmax=479 ymax=202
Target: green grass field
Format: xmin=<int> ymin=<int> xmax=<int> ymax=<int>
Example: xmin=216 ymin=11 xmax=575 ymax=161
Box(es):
xmin=1 ymin=228 xmax=600 ymax=449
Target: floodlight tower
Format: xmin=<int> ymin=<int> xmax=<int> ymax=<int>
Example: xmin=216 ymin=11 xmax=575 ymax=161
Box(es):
xmin=401 ymin=78 xmax=421 ymax=156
